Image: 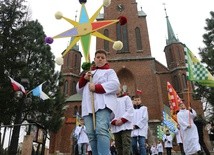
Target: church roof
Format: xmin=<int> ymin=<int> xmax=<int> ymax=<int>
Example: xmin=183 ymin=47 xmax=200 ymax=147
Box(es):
xmin=166 ymin=16 xmax=179 ymax=45
xmin=138 ymin=10 xmax=147 ymax=17
xmin=65 ymin=93 xmax=82 ymax=102
xmin=164 ymin=6 xmax=179 ymax=45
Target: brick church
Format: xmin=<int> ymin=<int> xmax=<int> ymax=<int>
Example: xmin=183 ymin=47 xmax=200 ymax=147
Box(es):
xmin=49 ymin=0 xmax=205 ymax=154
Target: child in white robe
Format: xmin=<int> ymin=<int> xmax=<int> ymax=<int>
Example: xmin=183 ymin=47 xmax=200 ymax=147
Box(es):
xmin=157 ymin=140 xmax=163 ymax=155
xmin=76 ymin=50 xmax=120 ymax=155
xmin=131 ymin=95 xmax=149 ymax=155
xmin=110 ymin=88 xmax=134 ymax=155
xmin=150 ymin=143 xmax=158 ymax=155
xmin=162 ymin=129 xmax=173 ymax=155
xmin=74 ymin=119 xmax=89 ymax=155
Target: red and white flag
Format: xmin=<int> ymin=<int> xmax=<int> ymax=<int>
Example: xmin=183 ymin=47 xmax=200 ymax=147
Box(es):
xmin=9 ymin=77 xmax=26 ymax=94
xmin=167 ymin=81 xmax=183 ymax=113
xmin=136 ymin=89 xmax=142 ymax=95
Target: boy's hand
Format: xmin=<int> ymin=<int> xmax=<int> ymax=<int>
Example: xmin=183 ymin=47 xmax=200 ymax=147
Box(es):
xmin=115 ymin=119 xmax=123 ymax=126
xmin=84 ymin=71 xmax=92 ymax=80
xmin=89 ymin=83 xmax=95 ymax=92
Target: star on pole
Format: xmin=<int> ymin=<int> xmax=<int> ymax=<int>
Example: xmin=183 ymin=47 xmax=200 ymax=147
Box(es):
xmin=45 ymin=0 xmax=127 ymax=63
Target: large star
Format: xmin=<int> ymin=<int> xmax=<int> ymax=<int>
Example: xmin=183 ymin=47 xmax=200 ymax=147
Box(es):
xmin=52 ymin=3 xmax=120 ymax=62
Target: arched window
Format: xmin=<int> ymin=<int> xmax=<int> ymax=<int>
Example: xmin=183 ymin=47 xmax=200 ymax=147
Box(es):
xmin=182 ymin=74 xmax=187 ymax=89
xmin=135 ymin=27 xmax=142 ymax=51
xmin=74 ymin=54 xmax=77 ymax=68
xmin=74 ymin=105 xmax=78 ymax=116
xmin=173 ymin=76 xmax=180 ymax=92
xmin=71 ymin=81 xmax=77 ymax=95
xmin=116 ymin=23 xmax=129 ymax=52
xmin=104 ymin=29 xmax=109 ymax=52
xmin=64 ymin=80 xmax=68 ymax=95
xmin=67 ymin=53 xmax=70 ymax=68
xmin=177 ymin=47 xmax=182 ymax=61
xmin=168 ymin=48 xmax=173 ymax=62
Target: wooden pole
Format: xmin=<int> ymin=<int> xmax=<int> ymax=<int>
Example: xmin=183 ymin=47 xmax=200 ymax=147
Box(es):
xmin=187 ymin=81 xmax=191 ymax=126
xmin=187 ymin=81 xmax=190 ymax=107
xmin=90 ymin=73 xmax=96 ymax=130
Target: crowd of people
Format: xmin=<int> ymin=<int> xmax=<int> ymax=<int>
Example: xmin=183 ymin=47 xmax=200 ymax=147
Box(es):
xmin=73 ymin=49 xmax=213 ymax=155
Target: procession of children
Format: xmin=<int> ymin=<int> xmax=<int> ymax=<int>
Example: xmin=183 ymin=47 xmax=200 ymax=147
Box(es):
xmin=73 ymin=49 xmax=213 ymax=155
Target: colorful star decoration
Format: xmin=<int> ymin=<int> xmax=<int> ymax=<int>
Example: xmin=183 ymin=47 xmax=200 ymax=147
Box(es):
xmin=45 ymin=0 xmax=127 ymax=64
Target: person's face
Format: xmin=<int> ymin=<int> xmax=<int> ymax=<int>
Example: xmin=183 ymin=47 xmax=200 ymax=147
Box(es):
xmin=135 ymin=97 xmax=141 ymax=105
xmin=132 ymin=98 xmax=137 ymax=105
xmin=179 ymin=103 xmax=186 ymax=110
xmin=80 ymin=119 xmax=84 ymax=125
xmin=94 ymin=53 xmax=107 ymax=67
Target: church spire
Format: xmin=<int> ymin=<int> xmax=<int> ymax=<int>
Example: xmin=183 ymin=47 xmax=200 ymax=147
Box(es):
xmin=163 ymin=3 xmax=179 ymax=45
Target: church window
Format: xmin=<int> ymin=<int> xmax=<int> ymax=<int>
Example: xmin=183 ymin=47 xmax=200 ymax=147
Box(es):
xmin=116 ymin=23 xmax=129 ymax=52
xmin=104 ymin=29 xmax=109 ymax=52
xmin=135 ymin=27 xmax=142 ymax=51
xmin=177 ymin=47 xmax=182 ymax=61
xmin=67 ymin=53 xmax=70 ymax=68
xmin=74 ymin=54 xmax=77 ymax=68
xmin=182 ymin=74 xmax=187 ymax=89
xmin=71 ymin=81 xmax=77 ymax=95
xmin=74 ymin=105 xmax=78 ymax=116
xmin=168 ymin=48 xmax=173 ymax=62
xmin=173 ymin=76 xmax=180 ymax=92
xmin=64 ymin=80 xmax=68 ymax=95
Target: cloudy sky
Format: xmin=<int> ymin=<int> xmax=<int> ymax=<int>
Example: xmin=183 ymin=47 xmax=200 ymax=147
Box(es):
xmin=27 ymin=0 xmax=214 ymax=66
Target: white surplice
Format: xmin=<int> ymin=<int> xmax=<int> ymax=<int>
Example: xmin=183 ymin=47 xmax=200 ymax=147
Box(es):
xmin=131 ymin=106 xmax=149 ymax=138
xmin=76 ymin=69 xmax=120 ymax=117
xmin=110 ymin=95 xmax=134 ymax=133
xmin=177 ymin=109 xmax=201 ymax=155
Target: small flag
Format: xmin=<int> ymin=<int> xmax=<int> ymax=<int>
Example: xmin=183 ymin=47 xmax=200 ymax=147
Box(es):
xmin=32 ymin=83 xmax=49 ymax=100
xmin=9 ymin=77 xmax=26 ymax=94
xmin=185 ymin=46 xmax=214 ymax=87
xmin=136 ymin=89 xmax=142 ymax=95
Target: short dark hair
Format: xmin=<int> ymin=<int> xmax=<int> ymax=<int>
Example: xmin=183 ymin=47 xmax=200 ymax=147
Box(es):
xmin=135 ymin=95 xmax=140 ymax=98
xmin=131 ymin=96 xmax=135 ymax=100
xmin=95 ymin=49 xmax=107 ymax=56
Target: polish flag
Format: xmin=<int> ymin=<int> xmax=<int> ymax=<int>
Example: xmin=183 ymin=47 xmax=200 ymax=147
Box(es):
xmin=136 ymin=89 xmax=142 ymax=95
xmin=9 ymin=77 xmax=26 ymax=94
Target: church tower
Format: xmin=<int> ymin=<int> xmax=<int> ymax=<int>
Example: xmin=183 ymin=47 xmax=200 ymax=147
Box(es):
xmin=163 ymin=7 xmax=202 ymax=112
xmin=61 ymin=43 xmax=82 ymax=97
xmin=163 ymin=6 xmax=187 ymax=95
